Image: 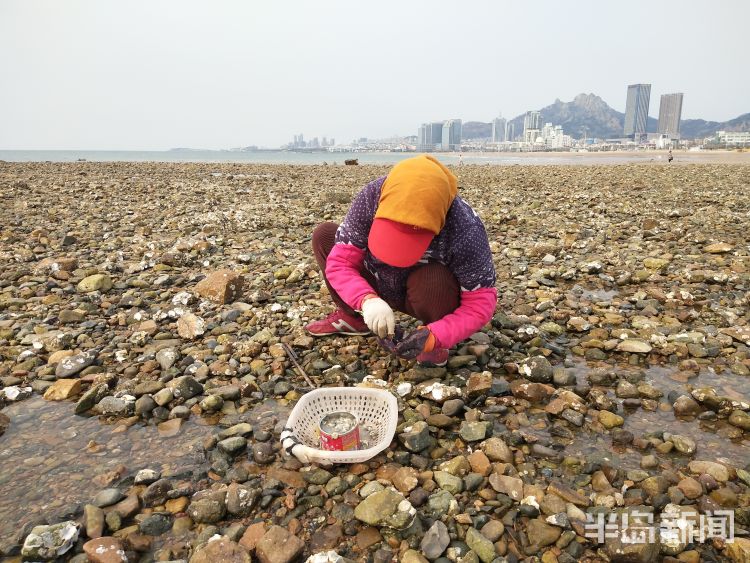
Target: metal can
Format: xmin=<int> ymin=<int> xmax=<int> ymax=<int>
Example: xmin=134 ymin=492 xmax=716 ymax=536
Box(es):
xmin=319 ymin=412 xmax=360 ymax=451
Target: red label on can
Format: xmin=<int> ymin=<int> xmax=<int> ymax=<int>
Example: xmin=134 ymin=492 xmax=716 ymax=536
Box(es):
xmin=319 ymin=412 xmax=361 ymax=451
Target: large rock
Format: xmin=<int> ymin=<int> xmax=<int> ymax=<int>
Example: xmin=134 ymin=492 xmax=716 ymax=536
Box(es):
xmin=255 ymin=525 xmax=304 ymax=563
xmin=519 ymin=355 xmax=553 ymax=383
xmin=190 ymin=537 xmax=251 ymax=563
xmin=95 ymin=396 xmax=133 ymax=416
xmin=83 ymin=537 xmax=128 ymax=563
xmin=526 ymin=519 xmax=562 ymax=547
xmin=420 ymin=520 xmax=449 ymax=560
xmin=489 ymin=474 xmax=524 ymax=501
xmin=725 ymin=537 xmax=750 ymax=563
xmin=177 ymin=312 xmax=206 ymax=339
xmin=168 ymin=375 xmax=203 ymax=400
xmin=603 ymin=509 xmax=660 ymax=562
xmin=21 ymin=521 xmax=80 ymax=560
xmin=354 ymin=488 xmax=416 ymax=529
xmin=616 ymin=339 xmax=652 ymax=353
xmin=465 ymin=527 xmax=496 ymax=563
xmin=77 ymin=274 xmax=113 ymax=293
xmin=195 ymin=269 xmax=244 ymax=304
xmin=187 ymin=497 xmax=226 ymax=523
xmin=481 ymin=437 xmax=513 ymax=463
xmin=55 ymin=350 xmax=96 ymax=377
xmin=226 ymin=483 xmax=258 ymax=516
xmin=688 ymin=460 xmax=730 ymax=482
xmin=75 ymin=383 xmax=109 ymax=414
xmin=43 ymin=378 xmax=81 ymax=400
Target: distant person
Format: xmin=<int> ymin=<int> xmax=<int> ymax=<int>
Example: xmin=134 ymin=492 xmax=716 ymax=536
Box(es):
xmin=305 ymin=155 xmax=497 ymax=366
xmin=668 ymin=149 xmax=674 ymax=163
xmin=458 ymin=152 xmax=464 ymax=166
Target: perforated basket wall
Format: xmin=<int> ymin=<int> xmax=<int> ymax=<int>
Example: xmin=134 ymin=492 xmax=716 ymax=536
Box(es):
xmin=284 ymin=387 xmax=398 ymax=464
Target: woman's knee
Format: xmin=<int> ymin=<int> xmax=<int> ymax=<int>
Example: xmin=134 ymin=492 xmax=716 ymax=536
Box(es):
xmin=406 ymin=263 xmax=460 ymax=321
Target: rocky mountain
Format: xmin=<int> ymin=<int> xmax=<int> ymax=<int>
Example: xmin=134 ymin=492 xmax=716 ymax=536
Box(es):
xmin=681 ymin=113 xmax=750 ymax=139
xmin=461 ymin=94 xmax=748 ymax=141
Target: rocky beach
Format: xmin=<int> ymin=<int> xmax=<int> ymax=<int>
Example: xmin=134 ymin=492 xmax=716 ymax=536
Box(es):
xmin=0 ymin=161 xmax=749 ymax=563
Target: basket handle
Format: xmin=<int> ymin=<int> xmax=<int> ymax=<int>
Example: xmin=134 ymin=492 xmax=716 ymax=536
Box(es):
xmin=280 ymin=428 xmax=332 ymax=466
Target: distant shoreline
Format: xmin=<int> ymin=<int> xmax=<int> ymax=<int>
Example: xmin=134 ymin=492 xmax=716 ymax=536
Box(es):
xmin=1 ymin=148 xmax=747 ymax=165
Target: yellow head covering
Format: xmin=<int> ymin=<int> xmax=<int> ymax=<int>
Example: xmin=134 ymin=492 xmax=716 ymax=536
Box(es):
xmin=375 ymin=155 xmax=458 ymax=234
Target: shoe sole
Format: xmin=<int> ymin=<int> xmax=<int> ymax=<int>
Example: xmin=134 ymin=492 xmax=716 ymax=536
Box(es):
xmin=418 ymin=361 xmax=447 ymax=367
xmin=307 ymin=329 xmax=371 ymax=337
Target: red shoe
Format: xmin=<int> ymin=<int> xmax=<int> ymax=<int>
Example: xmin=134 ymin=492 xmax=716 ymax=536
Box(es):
xmin=417 ymin=347 xmax=449 ymax=367
xmin=305 ymin=309 xmax=371 ymax=336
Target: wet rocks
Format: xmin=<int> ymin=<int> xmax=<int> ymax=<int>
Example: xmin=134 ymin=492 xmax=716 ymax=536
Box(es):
xmin=21 ymin=521 xmax=79 ymax=560
xmin=256 ymin=525 xmax=304 ymax=563
xmin=465 ymin=527 xmax=495 ymax=563
xmin=598 ymin=410 xmax=624 ymax=428
xmin=354 ymin=488 xmax=416 ymax=529
xmin=187 ymin=496 xmax=226 ymax=523
xmin=399 ymin=421 xmax=433 ymax=452
xmin=420 ymin=520 xmax=449 ymax=560
xmin=83 ymin=537 xmax=127 ymax=563
xmin=519 ymin=355 xmax=553 ymax=383
xmin=616 ymin=339 xmax=652 ymax=353
xmin=168 ymin=375 xmax=203 ymax=400
xmin=191 ymin=537 xmax=251 ymax=563
xmin=55 ymin=350 xmax=96 ymax=377
xmin=43 ymin=378 xmax=81 ymax=400
xmin=94 ymin=396 xmax=133 ymax=416
xmin=688 ymin=460 xmax=730 ymax=482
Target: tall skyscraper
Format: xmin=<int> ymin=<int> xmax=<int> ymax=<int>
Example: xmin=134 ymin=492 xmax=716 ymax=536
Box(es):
xmin=492 ymin=116 xmax=507 ymax=142
xmin=523 ymin=111 xmax=541 ymax=133
xmin=441 ymin=119 xmax=462 ymax=151
xmin=624 ymin=84 xmax=651 ymax=139
xmin=418 ymin=122 xmax=446 ymax=151
xmin=523 ymin=111 xmax=541 ymax=143
xmin=505 ymin=122 xmax=515 ymax=142
xmin=658 ymin=93 xmax=684 ymax=139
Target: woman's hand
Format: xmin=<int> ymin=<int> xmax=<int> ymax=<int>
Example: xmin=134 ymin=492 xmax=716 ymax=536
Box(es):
xmin=361 ymin=296 xmax=395 ymax=338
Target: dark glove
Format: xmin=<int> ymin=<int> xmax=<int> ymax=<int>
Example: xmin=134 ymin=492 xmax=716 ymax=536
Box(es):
xmin=377 ymin=325 xmax=404 ymax=355
xmin=394 ymin=328 xmax=432 ymax=360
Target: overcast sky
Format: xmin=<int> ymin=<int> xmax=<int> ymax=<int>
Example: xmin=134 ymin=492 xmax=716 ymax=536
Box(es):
xmin=1 ymin=0 xmax=747 ymax=150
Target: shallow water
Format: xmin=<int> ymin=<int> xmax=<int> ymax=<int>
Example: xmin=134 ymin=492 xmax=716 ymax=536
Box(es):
xmin=0 ymin=398 xmax=208 ymax=547
xmin=546 ymin=363 xmax=750 ymax=470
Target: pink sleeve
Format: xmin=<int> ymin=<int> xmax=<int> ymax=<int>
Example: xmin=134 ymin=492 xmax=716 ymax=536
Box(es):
xmin=325 ymin=244 xmax=377 ymax=310
xmin=427 ymin=287 xmax=497 ymax=349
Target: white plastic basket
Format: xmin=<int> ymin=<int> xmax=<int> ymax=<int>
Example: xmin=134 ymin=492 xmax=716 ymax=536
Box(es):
xmin=281 ymin=387 xmax=398 ymax=465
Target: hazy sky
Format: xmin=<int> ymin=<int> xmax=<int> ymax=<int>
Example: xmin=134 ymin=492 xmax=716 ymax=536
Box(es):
xmin=1 ymin=0 xmax=748 ymax=150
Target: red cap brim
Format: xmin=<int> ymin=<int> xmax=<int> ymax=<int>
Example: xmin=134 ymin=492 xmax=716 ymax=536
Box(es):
xmin=368 ymin=218 xmax=434 ymax=267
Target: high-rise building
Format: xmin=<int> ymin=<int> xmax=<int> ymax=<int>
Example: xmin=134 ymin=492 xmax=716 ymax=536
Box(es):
xmin=658 ymin=93 xmax=684 ymax=139
xmin=492 ymin=116 xmax=507 ymax=142
xmin=523 ymin=111 xmax=541 ymax=133
xmin=418 ymin=122 xmax=446 ymax=151
xmin=523 ymin=111 xmax=541 ymax=144
xmin=441 ymin=120 xmax=462 ymax=151
xmin=505 ymin=122 xmax=515 ymax=142
xmin=624 ymin=84 xmax=651 ymax=139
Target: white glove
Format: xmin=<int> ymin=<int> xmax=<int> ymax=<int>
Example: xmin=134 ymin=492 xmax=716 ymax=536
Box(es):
xmin=361 ymin=297 xmax=395 ymax=338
